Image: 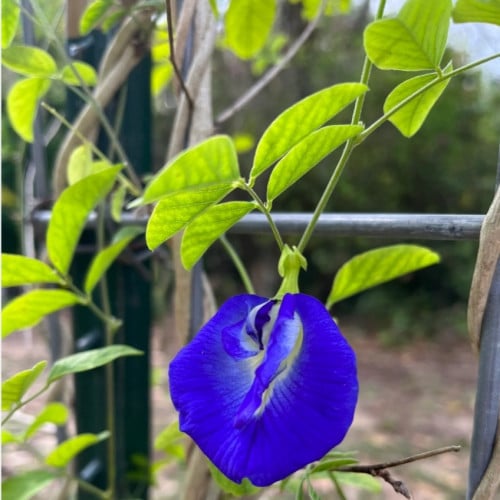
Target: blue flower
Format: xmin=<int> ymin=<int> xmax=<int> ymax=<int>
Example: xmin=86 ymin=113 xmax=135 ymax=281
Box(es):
xmin=169 ymin=292 xmax=358 ymax=487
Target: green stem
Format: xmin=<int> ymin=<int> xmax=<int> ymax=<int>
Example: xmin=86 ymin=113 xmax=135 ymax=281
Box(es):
xmin=220 ymin=235 xmax=256 ymax=294
xmin=76 ymin=478 xmax=108 ymax=499
xmin=328 ymin=471 xmax=348 ymax=500
xmin=1 ymin=384 xmax=50 ymax=426
xmin=297 ymin=0 xmax=387 ymax=253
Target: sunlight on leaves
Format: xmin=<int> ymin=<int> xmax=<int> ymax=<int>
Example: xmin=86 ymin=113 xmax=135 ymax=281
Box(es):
xmin=181 ymin=202 xmax=255 ymax=270
xmin=267 ymin=124 xmax=363 ymax=201
xmin=47 ymin=345 xmax=143 ymax=383
xmin=364 ymin=0 xmax=452 ymax=71
xmin=251 ymin=83 xmax=367 ymax=179
xmin=154 ymin=420 xmax=186 ymax=462
xmin=2 ymin=361 xmax=47 ymax=411
xmin=45 ymin=432 xmax=110 ymax=467
xmin=225 ymin=0 xmax=277 ymax=59
xmin=67 ymin=144 xmax=93 ymax=185
xmin=1 ymin=469 xmax=59 ymax=500
xmin=47 ymin=165 xmax=122 ymax=275
xmin=2 ymin=290 xmax=82 ymax=338
xmin=1 ymin=254 xmax=62 ymax=287
xmin=60 ymin=61 xmax=98 ymax=86
xmin=79 ymin=0 xmax=114 ymax=35
xmin=2 ymin=45 xmax=57 ymax=77
xmin=24 ymin=403 xmax=69 ymax=441
xmin=6 ymin=77 xmax=51 ymax=142
xmin=327 ymin=244 xmax=441 ymax=307
xmin=2 ymin=0 xmax=20 ymax=49
xmin=2 ymin=429 xmax=21 ymax=445
xmin=453 ymin=0 xmax=500 ymax=25
xmin=384 ymin=63 xmax=452 ymax=137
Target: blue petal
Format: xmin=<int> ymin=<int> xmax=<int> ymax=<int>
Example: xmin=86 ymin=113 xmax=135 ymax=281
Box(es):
xmin=168 ymin=293 xmax=358 ymax=487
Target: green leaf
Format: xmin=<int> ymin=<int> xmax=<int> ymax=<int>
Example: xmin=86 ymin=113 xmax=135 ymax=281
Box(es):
xmin=453 ymin=0 xmax=500 ymax=25
xmin=2 ymin=290 xmax=81 ymax=338
xmin=331 ymin=471 xmax=382 ymax=493
xmin=84 ymin=226 xmax=144 ymax=293
xmin=310 ymin=457 xmax=358 ymax=473
xmin=110 ymin=183 xmax=127 ymax=222
xmin=145 ymin=184 xmax=234 ymax=250
xmin=1 ymin=254 xmax=62 ymax=287
xmin=181 ymin=202 xmax=255 ymax=270
xmin=101 ymin=8 xmax=127 ymax=32
xmin=326 ymin=244 xmax=440 ymax=308
xmin=79 ymin=0 xmax=114 ymax=35
xmin=47 ymin=345 xmax=143 ymax=383
xmin=24 ymin=403 xmax=69 ymax=441
xmin=2 ymin=45 xmax=57 ymax=77
xmin=154 ymin=420 xmax=186 ymax=461
xmin=225 ymin=0 xmax=277 ymax=59
xmin=251 ymin=83 xmax=367 ymax=179
xmin=2 ymin=0 xmax=20 ymax=48
xmin=60 ymin=61 xmax=98 ymax=86
xmin=2 ymin=361 xmax=47 ymax=411
xmin=2 ymin=429 xmax=21 ymax=445
xmin=45 ymin=431 xmax=109 ymax=467
xmin=46 ymin=165 xmax=122 ymax=274
xmin=6 ymin=77 xmax=51 ymax=142
xmin=142 ymin=135 xmax=240 ymax=204
xmin=384 ymin=63 xmax=452 ymax=137
xmin=364 ymin=0 xmax=452 ymax=71
xmin=151 ymin=63 xmax=173 ymax=96
xmin=67 ymin=144 xmax=93 ymax=185
xmin=1 ymin=469 xmax=59 ymax=500
xmin=267 ymin=125 xmax=363 ymax=201
xmin=207 ymin=460 xmax=259 ymax=497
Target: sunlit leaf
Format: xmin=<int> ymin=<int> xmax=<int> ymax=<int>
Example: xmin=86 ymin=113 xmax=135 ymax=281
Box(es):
xmin=146 ymin=184 xmax=234 ymax=250
xmin=364 ymin=0 xmax=452 ymax=71
xmin=47 ymin=165 xmax=122 ymax=274
xmin=267 ymin=124 xmax=363 ymax=201
xmin=2 ymin=361 xmax=47 ymax=411
xmin=24 ymin=403 xmax=69 ymax=441
xmin=233 ymin=133 xmax=255 ymax=154
xmin=67 ymin=144 xmax=93 ymax=185
xmin=110 ymin=183 xmax=127 ymax=222
xmin=142 ymin=135 xmax=240 ymax=203
xmin=208 ymin=460 xmax=259 ymax=497
xmin=225 ymin=0 xmax=276 ymax=59
xmin=84 ymin=226 xmax=144 ymax=293
xmin=47 ymin=345 xmax=143 ymax=383
xmin=2 ymin=45 xmax=57 ymax=77
xmin=251 ymin=83 xmax=367 ymax=179
xmin=1 ymin=254 xmax=62 ymax=287
xmin=2 ymin=429 xmax=21 ymax=445
xmin=45 ymin=432 xmax=109 ymax=467
xmin=101 ymin=8 xmax=127 ymax=32
xmin=384 ymin=63 xmax=452 ymax=137
xmin=79 ymin=0 xmax=114 ymax=35
xmin=1 ymin=469 xmax=58 ymax=500
xmin=327 ymin=244 xmax=440 ymax=307
xmin=181 ymin=202 xmax=255 ymax=270
xmin=6 ymin=77 xmax=51 ymax=142
xmin=453 ymin=0 xmax=500 ymax=25
xmin=154 ymin=420 xmax=186 ymax=461
xmin=2 ymin=0 xmax=20 ymax=48
xmin=60 ymin=61 xmax=97 ymax=86
xmin=2 ymin=290 xmax=81 ymax=338
xmin=151 ymin=63 xmax=173 ymax=96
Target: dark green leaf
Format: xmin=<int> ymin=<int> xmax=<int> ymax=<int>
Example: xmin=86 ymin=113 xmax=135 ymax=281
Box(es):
xmin=1 ymin=254 xmax=62 ymax=287
xmin=46 ymin=165 xmax=122 ymax=274
xmin=251 ymin=83 xmax=367 ymax=179
xmin=327 ymin=244 xmax=440 ymax=307
xmin=45 ymin=432 xmax=109 ymax=467
xmin=2 ymin=0 xmax=20 ymax=48
xmin=2 ymin=361 xmax=47 ymax=411
xmin=453 ymin=0 xmax=500 ymax=25
xmin=2 ymin=290 xmax=81 ymax=338
xmin=1 ymin=469 xmax=59 ymax=500
xmin=47 ymin=345 xmax=143 ymax=383
xmin=2 ymin=45 xmax=57 ymax=77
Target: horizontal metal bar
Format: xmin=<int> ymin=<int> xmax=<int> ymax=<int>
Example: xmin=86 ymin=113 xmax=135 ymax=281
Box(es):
xmin=31 ymin=210 xmax=484 ymax=240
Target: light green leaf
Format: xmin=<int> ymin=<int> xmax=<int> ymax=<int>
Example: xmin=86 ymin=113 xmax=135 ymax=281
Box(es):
xmin=2 ymin=45 xmax=57 ymax=77
xmin=384 ymin=63 xmax=452 ymax=137
xmin=327 ymin=244 xmax=440 ymax=308
xmin=207 ymin=460 xmax=259 ymax=497
xmin=331 ymin=471 xmax=382 ymax=493
xmin=79 ymin=0 xmax=114 ymax=35
xmin=47 ymin=345 xmax=143 ymax=383
xmin=2 ymin=361 xmax=47 ymax=411
xmin=84 ymin=226 xmax=144 ymax=293
xmin=60 ymin=61 xmax=97 ymax=86
xmin=45 ymin=431 xmax=109 ymax=467
xmin=311 ymin=457 xmax=358 ymax=473
xmin=2 ymin=0 xmax=20 ymax=48
xmin=110 ymin=183 xmax=127 ymax=222
xmin=142 ymin=135 xmax=240 ymax=204
xmin=101 ymin=8 xmax=127 ymax=32
xmin=2 ymin=290 xmax=81 ymax=338
xmin=151 ymin=63 xmax=173 ymax=97
xmin=154 ymin=420 xmax=186 ymax=461
xmin=146 ymin=184 xmax=234 ymax=250
xmin=364 ymin=0 xmax=452 ymax=71
xmin=1 ymin=254 xmax=62 ymax=287
xmin=181 ymin=202 xmax=255 ymax=270
xmin=67 ymin=144 xmax=93 ymax=185
xmin=225 ymin=0 xmax=276 ymax=59
xmin=1 ymin=469 xmax=59 ymax=500
xmin=2 ymin=429 xmax=21 ymax=445
xmin=453 ymin=0 xmax=500 ymax=25
xmin=267 ymin=124 xmax=363 ymax=201
xmin=47 ymin=165 xmax=122 ymax=274
xmin=251 ymin=83 xmax=367 ymax=179
xmin=24 ymin=403 xmax=69 ymax=441
xmin=6 ymin=77 xmax=51 ymax=142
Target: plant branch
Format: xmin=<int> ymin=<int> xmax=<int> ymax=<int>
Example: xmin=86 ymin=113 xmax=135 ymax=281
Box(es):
xmin=2 ymin=384 xmax=51 ymax=426
xmin=215 ymin=0 xmax=326 ymax=126
xmin=220 ymin=235 xmax=255 ymax=294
